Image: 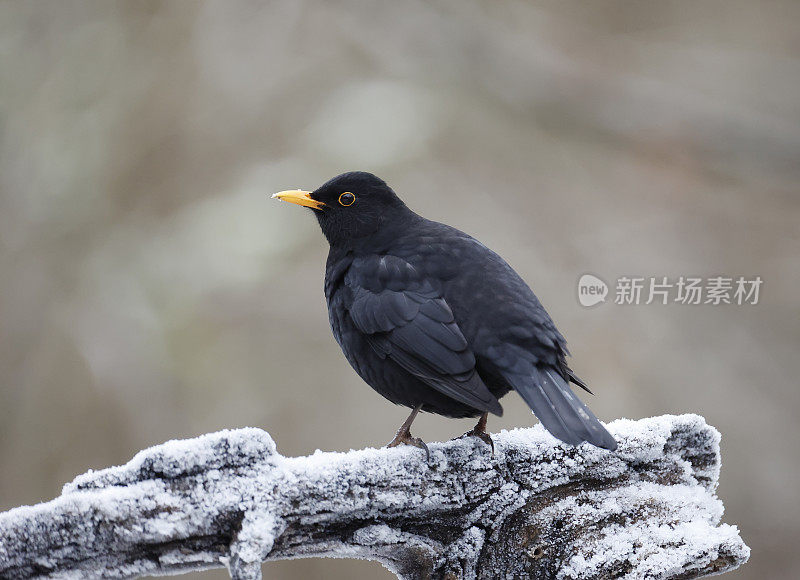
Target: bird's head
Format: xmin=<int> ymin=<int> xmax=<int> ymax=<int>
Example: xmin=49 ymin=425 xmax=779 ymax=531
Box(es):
xmin=272 ymin=171 xmax=409 ymax=245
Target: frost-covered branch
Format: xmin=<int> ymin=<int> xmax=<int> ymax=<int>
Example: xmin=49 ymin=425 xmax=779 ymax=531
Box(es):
xmin=0 ymin=414 xmax=748 ymax=579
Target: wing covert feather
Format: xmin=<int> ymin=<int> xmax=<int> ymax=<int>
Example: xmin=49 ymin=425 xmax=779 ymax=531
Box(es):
xmin=347 ymin=256 xmax=502 ymax=416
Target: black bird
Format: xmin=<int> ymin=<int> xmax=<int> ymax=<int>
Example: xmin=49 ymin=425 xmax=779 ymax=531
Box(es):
xmin=273 ymin=172 xmax=617 ymax=454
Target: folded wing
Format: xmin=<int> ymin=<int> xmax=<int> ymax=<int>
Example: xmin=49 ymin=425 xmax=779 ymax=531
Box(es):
xmin=347 ymin=256 xmax=502 ymax=416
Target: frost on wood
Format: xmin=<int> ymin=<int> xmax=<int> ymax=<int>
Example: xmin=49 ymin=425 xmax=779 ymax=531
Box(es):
xmin=0 ymin=414 xmax=749 ymax=579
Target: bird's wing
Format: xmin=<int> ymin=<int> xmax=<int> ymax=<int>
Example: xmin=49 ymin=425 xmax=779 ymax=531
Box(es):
xmin=346 ymin=256 xmax=502 ymax=416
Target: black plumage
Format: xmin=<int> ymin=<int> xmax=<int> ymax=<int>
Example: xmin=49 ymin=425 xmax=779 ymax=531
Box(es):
xmin=273 ymin=172 xmax=617 ymax=451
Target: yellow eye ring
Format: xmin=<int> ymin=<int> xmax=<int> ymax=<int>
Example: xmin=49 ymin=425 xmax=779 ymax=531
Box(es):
xmin=338 ymin=192 xmax=356 ymax=206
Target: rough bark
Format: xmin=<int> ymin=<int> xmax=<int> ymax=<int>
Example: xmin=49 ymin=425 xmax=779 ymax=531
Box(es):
xmin=0 ymin=414 xmax=749 ymax=579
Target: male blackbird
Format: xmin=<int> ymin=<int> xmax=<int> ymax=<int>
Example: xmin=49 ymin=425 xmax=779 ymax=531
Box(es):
xmin=273 ymin=172 xmax=617 ymax=454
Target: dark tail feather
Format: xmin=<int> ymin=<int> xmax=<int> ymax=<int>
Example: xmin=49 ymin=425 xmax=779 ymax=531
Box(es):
xmin=566 ymin=368 xmax=593 ymax=395
xmin=513 ymin=367 xmax=617 ymax=451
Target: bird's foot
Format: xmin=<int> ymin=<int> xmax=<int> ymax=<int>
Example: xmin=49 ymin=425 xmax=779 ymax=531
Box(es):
xmin=458 ymin=412 xmax=494 ymax=455
xmin=385 ymin=404 xmax=430 ymax=462
xmin=460 ymin=429 xmax=494 ymax=454
xmin=386 ymin=431 xmax=431 ymax=462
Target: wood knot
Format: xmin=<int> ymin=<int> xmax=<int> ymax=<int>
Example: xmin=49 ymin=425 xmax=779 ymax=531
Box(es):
xmin=527 ymin=545 xmax=546 ymax=560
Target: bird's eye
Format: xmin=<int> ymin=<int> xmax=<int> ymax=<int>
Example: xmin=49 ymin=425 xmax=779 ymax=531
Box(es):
xmin=338 ymin=192 xmax=356 ymax=207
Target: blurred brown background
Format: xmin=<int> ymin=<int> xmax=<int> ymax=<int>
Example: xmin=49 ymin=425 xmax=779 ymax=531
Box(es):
xmin=1 ymin=1 xmax=798 ymax=578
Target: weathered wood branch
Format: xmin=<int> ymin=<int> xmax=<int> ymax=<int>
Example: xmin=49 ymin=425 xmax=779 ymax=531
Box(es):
xmin=0 ymin=414 xmax=748 ymax=579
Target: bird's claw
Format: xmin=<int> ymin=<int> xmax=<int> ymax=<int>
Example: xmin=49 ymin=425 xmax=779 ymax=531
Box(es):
xmin=459 ymin=428 xmax=495 ymax=455
xmin=385 ymin=404 xmax=431 ymax=462
xmin=386 ymin=433 xmax=431 ymax=463
xmin=455 ymin=412 xmax=494 ymax=455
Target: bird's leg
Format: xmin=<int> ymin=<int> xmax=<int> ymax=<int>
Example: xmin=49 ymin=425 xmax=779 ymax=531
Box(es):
xmin=386 ymin=404 xmax=430 ymax=461
xmin=460 ymin=412 xmax=494 ymax=454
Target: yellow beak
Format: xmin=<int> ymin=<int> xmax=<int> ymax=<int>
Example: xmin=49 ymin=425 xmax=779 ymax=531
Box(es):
xmin=271 ymin=190 xmax=326 ymax=210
